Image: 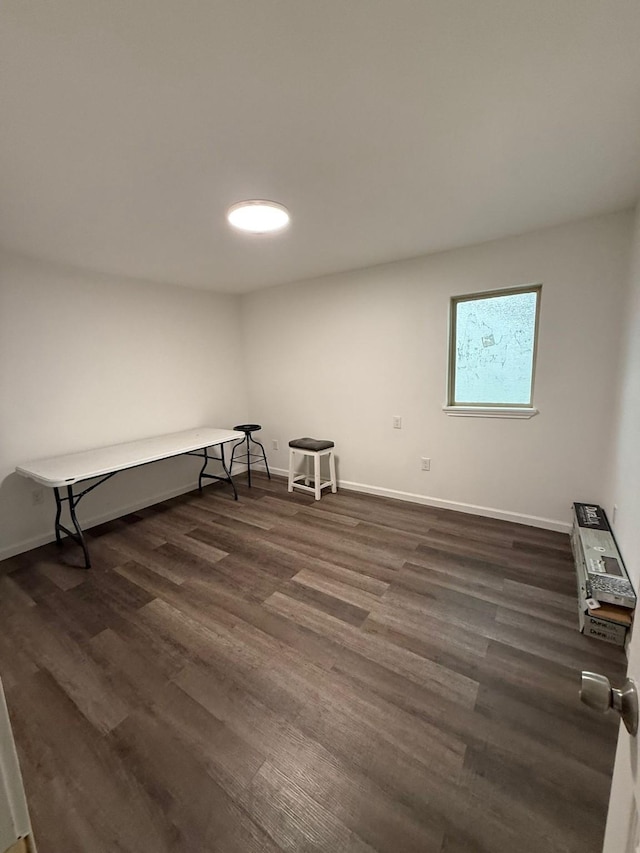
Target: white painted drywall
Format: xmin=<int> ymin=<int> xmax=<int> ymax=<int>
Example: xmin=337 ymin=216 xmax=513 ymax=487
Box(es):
xmin=241 ymin=211 xmax=633 ymax=529
xmin=602 ymin=202 xmax=640 ymax=853
xmin=0 ymin=253 xmax=247 ymax=559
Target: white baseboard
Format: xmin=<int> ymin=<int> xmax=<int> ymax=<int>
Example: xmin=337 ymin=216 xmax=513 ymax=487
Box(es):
xmin=0 ymin=466 xmax=248 ymax=563
xmin=2 ymin=464 xmax=569 ymax=564
xmin=269 ymin=467 xmax=570 ymax=533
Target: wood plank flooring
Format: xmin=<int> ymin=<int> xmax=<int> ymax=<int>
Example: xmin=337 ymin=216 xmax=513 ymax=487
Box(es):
xmin=0 ymin=474 xmax=626 ymax=852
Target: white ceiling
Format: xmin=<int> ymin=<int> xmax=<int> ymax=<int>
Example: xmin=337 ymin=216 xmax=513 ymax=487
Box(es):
xmin=2 ymin=1 xmax=640 ymax=294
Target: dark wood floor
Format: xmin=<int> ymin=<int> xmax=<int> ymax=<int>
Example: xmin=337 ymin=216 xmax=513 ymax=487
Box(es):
xmin=0 ymin=474 xmax=626 ymax=853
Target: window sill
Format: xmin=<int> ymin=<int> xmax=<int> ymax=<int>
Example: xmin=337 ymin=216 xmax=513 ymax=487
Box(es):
xmin=442 ymin=406 xmax=538 ymax=419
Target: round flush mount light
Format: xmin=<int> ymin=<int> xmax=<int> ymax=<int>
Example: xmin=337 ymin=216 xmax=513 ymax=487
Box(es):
xmin=226 ymin=200 xmax=290 ymax=234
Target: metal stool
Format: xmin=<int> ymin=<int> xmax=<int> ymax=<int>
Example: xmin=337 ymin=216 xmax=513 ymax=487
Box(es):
xmin=230 ymin=424 xmax=271 ymax=487
xmin=288 ymin=438 xmax=336 ymax=500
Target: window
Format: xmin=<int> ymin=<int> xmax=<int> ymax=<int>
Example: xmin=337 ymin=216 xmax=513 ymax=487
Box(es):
xmin=445 ymin=284 xmax=541 ymax=417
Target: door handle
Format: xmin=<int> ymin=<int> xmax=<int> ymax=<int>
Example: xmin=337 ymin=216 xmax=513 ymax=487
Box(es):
xmin=580 ymin=671 xmax=639 ymax=736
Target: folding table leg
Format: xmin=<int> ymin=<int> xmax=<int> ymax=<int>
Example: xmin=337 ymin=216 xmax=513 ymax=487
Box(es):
xmin=67 ymin=485 xmax=91 ymax=568
xmin=219 ymin=443 xmax=238 ymax=500
xmin=52 ymin=485 xmax=91 ymax=568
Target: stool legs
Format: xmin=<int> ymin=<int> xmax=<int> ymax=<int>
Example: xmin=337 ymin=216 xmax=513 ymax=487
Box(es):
xmin=287 ymin=449 xmax=295 ymax=492
xmin=329 ymin=452 xmax=337 ymax=493
xmin=246 ymin=434 xmax=253 ymax=488
xmin=250 ymin=434 xmax=271 ymax=480
xmin=230 ymin=431 xmax=271 ymax=487
xmin=314 ymin=453 xmax=321 ymax=500
xmin=288 ymin=448 xmax=337 ymax=500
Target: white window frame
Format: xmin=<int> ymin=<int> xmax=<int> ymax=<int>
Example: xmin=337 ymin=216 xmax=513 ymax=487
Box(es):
xmin=443 ymin=283 xmax=542 ymax=419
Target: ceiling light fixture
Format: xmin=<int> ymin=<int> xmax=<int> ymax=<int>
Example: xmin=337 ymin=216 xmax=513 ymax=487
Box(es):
xmin=226 ymin=200 xmax=290 ymax=234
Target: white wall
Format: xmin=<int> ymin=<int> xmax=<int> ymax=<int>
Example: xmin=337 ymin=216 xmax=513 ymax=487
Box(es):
xmin=241 ymin=211 xmax=633 ymax=530
xmin=0 ymin=253 xmax=247 ymax=559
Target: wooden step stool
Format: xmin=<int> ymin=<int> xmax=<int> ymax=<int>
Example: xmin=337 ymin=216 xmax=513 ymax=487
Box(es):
xmin=287 ymin=438 xmax=337 ymax=501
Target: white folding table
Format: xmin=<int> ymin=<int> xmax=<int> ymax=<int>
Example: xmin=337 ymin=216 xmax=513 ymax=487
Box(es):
xmin=16 ymin=427 xmax=244 ymax=569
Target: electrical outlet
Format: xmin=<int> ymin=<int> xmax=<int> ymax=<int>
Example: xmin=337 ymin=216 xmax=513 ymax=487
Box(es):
xmin=393 ymin=416 xmax=402 ymax=429
xmin=272 ymin=439 xmax=279 ymax=451
xmin=32 ymin=488 xmax=44 ymax=506
xmin=421 ymin=457 xmax=431 ymax=471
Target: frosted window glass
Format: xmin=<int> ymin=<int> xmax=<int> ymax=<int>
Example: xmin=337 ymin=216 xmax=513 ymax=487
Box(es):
xmin=453 ymin=290 xmax=538 ymax=405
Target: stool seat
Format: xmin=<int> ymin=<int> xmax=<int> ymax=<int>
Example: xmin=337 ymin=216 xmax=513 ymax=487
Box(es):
xmin=233 ymin=423 xmax=262 ymax=433
xmin=288 ymin=437 xmax=335 ymax=452
xmin=288 ymin=437 xmax=337 ymax=500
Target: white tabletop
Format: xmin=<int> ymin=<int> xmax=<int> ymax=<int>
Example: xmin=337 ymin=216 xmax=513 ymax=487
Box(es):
xmin=16 ymin=427 xmax=244 ymax=488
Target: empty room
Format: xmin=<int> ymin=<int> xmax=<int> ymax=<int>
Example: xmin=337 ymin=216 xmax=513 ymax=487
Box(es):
xmin=2 ymin=2 xmax=640 ymax=852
